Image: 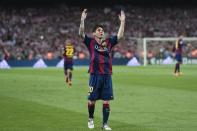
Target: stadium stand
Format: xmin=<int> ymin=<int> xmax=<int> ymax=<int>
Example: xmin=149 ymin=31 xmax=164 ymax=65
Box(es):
xmin=0 ymin=4 xmax=197 ymax=61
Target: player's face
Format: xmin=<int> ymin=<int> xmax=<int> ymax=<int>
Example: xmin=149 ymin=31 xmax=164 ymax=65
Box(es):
xmin=93 ymin=27 xmax=104 ymax=39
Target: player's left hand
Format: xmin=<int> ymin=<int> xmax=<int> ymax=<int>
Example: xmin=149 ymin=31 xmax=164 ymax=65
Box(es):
xmin=119 ymin=10 xmax=126 ymax=22
xmin=81 ymin=9 xmax=87 ymax=21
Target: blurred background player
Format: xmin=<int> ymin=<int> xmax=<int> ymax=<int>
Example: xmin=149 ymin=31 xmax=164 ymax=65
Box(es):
xmin=62 ymin=39 xmax=74 ymax=86
xmin=172 ymin=35 xmax=184 ymax=76
xmin=79 ymin=9 xmax=125 ymax=130
xmin=0 ymin=42 xmax=10 ymax=61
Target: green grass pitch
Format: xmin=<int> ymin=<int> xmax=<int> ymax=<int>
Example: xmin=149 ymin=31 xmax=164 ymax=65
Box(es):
xmin=0 ymin=65 xmax=197 ymax=131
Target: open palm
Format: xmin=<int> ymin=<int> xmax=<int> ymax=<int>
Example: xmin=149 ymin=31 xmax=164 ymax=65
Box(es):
xmin=119 ymin=10 xmax=125 ymax=22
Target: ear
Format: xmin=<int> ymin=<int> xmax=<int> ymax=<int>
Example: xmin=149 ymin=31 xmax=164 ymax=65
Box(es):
xmin=92 ymin=32 xmax=96 ymax=36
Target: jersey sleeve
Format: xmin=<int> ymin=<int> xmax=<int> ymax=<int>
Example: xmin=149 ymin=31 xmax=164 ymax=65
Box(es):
xmin=109 ymin=35 xmax=118 ymax=48
xmin=83 ymin=35 xmax=92 ymax=49
xmin=181 ymin=41 xmax=186 ymax=47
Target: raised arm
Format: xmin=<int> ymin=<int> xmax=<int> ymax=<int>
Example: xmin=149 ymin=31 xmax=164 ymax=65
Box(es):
xmin=117 ymin=10 xmax=126 ymax=40
xmin=79 ymin=9 xmax=87 ymax=38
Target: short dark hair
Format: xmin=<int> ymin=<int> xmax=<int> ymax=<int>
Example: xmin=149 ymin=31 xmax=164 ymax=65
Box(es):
xmin=92 ymin=24 xmax=104 ymax=33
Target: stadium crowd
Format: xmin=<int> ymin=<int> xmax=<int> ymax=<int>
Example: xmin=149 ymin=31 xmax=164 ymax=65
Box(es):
xmin=0 ymin=5 xmax=197 ymax=60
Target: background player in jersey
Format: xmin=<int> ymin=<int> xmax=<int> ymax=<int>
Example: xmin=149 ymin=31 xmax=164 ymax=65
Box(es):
xmin=172 ymin=35 xmax=184 ymax=76
xmin=79 ymin=9 xmax=125 ymax=130
xmin=62 ymin=39 xmax=74 ymax=86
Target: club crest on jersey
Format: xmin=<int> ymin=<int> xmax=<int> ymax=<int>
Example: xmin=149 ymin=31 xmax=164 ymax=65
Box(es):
xmin=95 ymin=45 xmax=109 ymax=52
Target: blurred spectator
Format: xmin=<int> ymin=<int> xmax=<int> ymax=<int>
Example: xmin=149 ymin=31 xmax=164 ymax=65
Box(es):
xmin=0 ymin=5 xmax=197 ymax=60
xmin=0 ymin=41 xmax=10 ymax=60
xmin=125 ymin=50 xmax=133 ymax=59
xmin=78 ymin=51 xmax=85 ymax=59
xmin=191 ymin=49 xmax=197 ymax=57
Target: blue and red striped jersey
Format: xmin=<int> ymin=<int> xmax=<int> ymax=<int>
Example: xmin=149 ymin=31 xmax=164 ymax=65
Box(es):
xmin=173 ymin=39 xmax=183 ymax=55
xmin=83 ymin=35 xmax=118 ymax=75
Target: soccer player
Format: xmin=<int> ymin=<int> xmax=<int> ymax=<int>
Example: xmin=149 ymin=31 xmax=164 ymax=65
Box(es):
xmin=79 ymin=9 xmax=125 ymax=130
xmin=62 ymin=39 xmax=74 ymax=86
xmin=172 ymin=35 xmax=184 ymax=76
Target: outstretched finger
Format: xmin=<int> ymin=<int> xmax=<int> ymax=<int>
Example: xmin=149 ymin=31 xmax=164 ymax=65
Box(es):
xmin=83 ymin=9 xmax=87 ymax=12
xmin=121 ymin=10 xmax=125 ymax=17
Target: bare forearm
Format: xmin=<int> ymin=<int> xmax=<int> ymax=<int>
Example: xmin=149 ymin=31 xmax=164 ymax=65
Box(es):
xmin=117 ymin=21 xmax=125 ymax=40
xmin=79 ymin=20 xmax=85 ymax=38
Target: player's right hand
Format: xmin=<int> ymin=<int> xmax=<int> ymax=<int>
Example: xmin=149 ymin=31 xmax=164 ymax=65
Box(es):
xmin=119 ymin=10 xmax=126 ymax=22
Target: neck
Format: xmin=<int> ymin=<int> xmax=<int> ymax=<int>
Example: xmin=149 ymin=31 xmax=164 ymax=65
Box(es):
xmin=95 ymin=37 xmax=102 ymax=45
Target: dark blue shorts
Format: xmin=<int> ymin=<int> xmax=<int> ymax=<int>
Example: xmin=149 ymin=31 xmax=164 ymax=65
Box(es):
xmin=175 ymin=54 xmax=182 ymax=63
xmin=64 ymin=62 xmax=73 ymax=71
xmin=88 ymin=74 xmax=114 ymax=101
